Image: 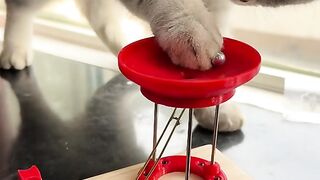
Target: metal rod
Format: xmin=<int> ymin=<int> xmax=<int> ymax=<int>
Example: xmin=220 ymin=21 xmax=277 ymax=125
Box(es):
xmin=145 ymin=116 xmax=182 ymax=179
xmin=211 ymin=105 xmax=220 ymax=164
xmin=152 ymin=103 xmax=158 ymax=161
xmin=136 ymin=108 xmax=186 ymax=179
xmin=136 ymin=108 xmax=177 ymax=179
xmin=185 ymin=108 xmax=193 ymax=180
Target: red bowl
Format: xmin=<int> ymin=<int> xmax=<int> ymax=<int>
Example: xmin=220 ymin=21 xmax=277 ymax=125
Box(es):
xmin=118 ymin=37 xmax=261 ymax=108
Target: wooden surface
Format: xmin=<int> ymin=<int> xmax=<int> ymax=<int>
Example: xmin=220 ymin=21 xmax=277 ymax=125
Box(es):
xmin=86 ymin=145 xmax=252 ymax=180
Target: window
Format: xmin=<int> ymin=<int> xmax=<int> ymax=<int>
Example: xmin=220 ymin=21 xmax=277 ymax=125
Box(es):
xmin=0 ymin=1 xmax=88 ymax=27
xmin=226 ymin=1 xmax=320 ymax=76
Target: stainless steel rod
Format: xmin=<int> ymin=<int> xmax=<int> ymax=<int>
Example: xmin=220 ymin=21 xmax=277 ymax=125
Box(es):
xmin=152 ymin=103 xmax=158 ymax=161
xmin=136 ymin=108 xmax=177 ymax=179
xmin=185 ymin=108 xmax=193 ymax=180
xmin=145 ymin=116 xmax=182 ymax=179
xmin=211 ymin=105 xmax=220 ymax=164
xmin=137 ymin=108 xmax=186 ymax=179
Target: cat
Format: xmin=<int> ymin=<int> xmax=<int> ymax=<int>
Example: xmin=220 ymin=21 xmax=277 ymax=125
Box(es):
xmin=0 ymin=0 xmax=314 ymax=132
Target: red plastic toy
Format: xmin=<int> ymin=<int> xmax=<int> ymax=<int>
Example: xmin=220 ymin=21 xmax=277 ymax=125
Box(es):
xmin=118 ymin=37 xmax=260 ymax=180
xmin=18 ymin=165 xmax=42 ymax=180
xmin=118 ymin=37 xmax=260 ymax=108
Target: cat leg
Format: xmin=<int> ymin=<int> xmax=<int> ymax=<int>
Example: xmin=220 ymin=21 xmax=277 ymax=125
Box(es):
xmin=197 ymin=0 xmax=245 ymax=132
xmin=0 ymin=1 xmax=49 ymax=70
xmin=79 ymin=0 xmax=243 ymax=131
xmin=80 ymin=0 xmax=223 ymax=70
xmin=120 ymin=0 xmax=243 ymax=131
xmin=120 ymin=0 xmax=223 ymax=71
xmin=125 ymin=0 xmax=244 ymax=131
xmin=194 ymin=102 xmax=244 ymax=132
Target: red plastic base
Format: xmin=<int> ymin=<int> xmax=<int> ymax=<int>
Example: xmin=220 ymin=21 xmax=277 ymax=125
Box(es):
xmin=141 ymin=88 xmax=235 ymax=108
xmin=118 ymin=37 xmax=261 ymax=108
xmin=137 ymin=156 xmax=227 ymax=180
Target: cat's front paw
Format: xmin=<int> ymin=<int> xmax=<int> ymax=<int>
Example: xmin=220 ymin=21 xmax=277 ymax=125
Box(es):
xmin=194 ymin=102 xmax=244 ymax=132
xmin=0 ymin=47 xmax=32 ymax=70
xmin=153 ymin=17 xmax=223 ymax=71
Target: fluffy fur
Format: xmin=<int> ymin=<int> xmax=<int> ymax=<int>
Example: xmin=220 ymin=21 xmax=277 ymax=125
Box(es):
xmin=0 ymin=0 xmax=314 ymax=131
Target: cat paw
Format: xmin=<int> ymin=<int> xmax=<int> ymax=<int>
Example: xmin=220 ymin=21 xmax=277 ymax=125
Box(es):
xmin=194 ymin=102 xmax=244 ymax=132
xmin=153 ymin=16 xmax=223 ymax=71
xmin=0 ymin=47 xmax=32 ymax=70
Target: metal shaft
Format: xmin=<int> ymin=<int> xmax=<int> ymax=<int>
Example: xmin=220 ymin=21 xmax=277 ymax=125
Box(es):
xmin=211 ymin=105 xmax=220 ymax=164
xmin=136 ymin=108 xmax=186 ymax=179
xmin=145 ymin=116 xmax=182 ymax=179
xmin=136 ymin=108 xmax=177 ymax=179
xmin=152 ymin=103 xmax=158 ymax=161
xmin=185 ymin=108 xmax=193 ymax=180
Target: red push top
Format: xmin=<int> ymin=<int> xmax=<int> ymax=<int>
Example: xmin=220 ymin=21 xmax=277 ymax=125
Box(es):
xmin=118 ymin=37 xmax=261 ymax=108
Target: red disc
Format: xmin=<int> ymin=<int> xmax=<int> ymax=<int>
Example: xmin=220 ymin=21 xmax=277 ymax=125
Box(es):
xmin=118 ymin=37 xmax=261 ymax=108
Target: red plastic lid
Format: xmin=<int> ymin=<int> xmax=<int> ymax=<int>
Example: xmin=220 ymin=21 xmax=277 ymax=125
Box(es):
xmin=118 ymin=37 xmax=261 ymax=108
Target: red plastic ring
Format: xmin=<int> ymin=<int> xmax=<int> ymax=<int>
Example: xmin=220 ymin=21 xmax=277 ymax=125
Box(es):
xmin=137 ymin=156 xmax=227 ymax=180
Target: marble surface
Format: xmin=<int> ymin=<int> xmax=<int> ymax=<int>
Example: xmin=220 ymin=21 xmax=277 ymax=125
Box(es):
xmin=0 ymin=52 xmax=320 ymax=180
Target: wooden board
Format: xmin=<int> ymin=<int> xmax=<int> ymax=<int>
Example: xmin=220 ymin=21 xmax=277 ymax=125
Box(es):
xmin=86 ymin=145 xmax=252 ymax=180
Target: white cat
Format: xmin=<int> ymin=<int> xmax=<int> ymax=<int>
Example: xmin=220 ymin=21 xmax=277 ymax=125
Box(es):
xmin=0 ymin=0 xmax=314 ymax=131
